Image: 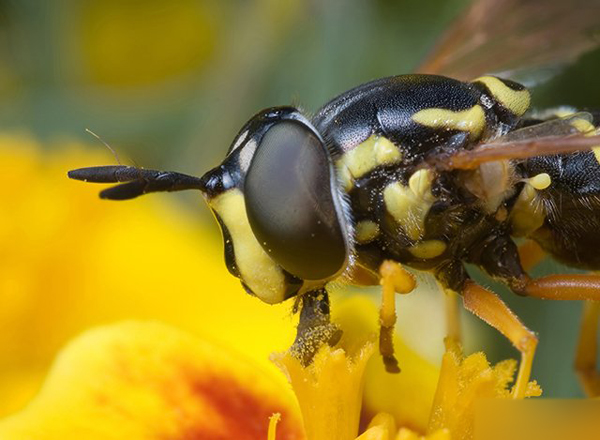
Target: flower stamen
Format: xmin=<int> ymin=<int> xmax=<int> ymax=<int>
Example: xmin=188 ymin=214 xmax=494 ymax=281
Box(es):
xmin=267 ymin=412 xmax=281 ymax=440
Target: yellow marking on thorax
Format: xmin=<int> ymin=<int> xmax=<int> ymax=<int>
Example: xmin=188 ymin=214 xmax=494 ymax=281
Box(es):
xmin=209 ymin=189 xmax=286 ymax=304
xmin=336 ymin=135 xmax=402 ymax=191
xmin=383 ymin=169 xmax=436 ymax=240
xmin=355 ymin=220 xmax=380 ymax=244
xmin=408 ymin=240 xmax=447 ymax=259
xmin=509 ymin=173 xmax=551 ymax=237
xmin=570 ymin=116 xmax=600 ymax=164
xmin=411 ymin=105 xmax=486 ymax=141
xmin=473 ymin=76 xmax=531 ymax=117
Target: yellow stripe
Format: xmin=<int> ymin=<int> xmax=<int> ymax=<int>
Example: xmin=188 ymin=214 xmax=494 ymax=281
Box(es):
xmin=411 ymin=105 xmax=486 ymax=141
xmin=570 ymin=116 xmax=600 ymax=164
xmin=336 ymin=135 xmax=402 ymax=191
xmin=473 ymin=76 xmax=530 ymax=116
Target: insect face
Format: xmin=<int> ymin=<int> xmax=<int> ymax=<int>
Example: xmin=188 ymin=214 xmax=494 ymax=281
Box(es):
xmin=200 ymin=107 xmax=351 ymax=304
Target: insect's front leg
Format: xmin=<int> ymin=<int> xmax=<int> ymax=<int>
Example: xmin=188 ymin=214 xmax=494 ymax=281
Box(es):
xmin=290 ymin=288 xmax=342 ymax=366
xmin=378 ymin=261 xmax=416 ymax=373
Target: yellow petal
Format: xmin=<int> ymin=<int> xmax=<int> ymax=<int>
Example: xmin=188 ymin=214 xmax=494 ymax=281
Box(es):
xmin=0 ymin=137 xmax=296 ymax=414
xmin=273 ymin=342 xmax=375 ymax=440
xmin=0 ymin=321 xmax=305 ymax=440
xmin=396 ymin=427 xmax=450 ymax=440
xmin=332 ymin=295 xmax=440 ymax=432
xmin=427 ymin=346 xmax=542 ymax=439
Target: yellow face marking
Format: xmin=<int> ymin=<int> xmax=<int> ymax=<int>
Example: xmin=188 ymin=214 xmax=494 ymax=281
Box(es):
xmin=411 ymin=105 xmax=486 ymax=141
xmin=408 ymin=240 xmax=447 ymax=259
xmin=383 ymin=169 xmax=435 ymax=240
xmin=473 ymin=76 xmax=531 ymax=117
xmin=570 ymin=117 xmax=600 ymax=164
xmin=355 ymin=220 xmax=380 ymax=244
xmin=336 ymin=135 xmax=402 ymax=191
xmin=209 ymin=189 xmax=286 ymax=304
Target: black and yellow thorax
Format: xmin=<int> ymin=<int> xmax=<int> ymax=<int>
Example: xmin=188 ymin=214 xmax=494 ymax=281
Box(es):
xmin=312 ymin=74 xmax=531 ymax=286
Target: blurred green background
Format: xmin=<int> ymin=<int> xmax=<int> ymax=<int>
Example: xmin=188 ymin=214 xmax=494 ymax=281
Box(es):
xmin=0 ymin=0 xmax=599 ymax=399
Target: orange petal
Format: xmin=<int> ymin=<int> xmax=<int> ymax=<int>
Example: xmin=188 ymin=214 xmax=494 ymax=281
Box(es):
xmin=0 ymin=321 xmax=305 ymax=440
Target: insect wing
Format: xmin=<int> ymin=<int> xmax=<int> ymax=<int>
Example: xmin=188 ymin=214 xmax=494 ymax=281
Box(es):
xmin=417 ymin=0 xmax=600 ymax=82
xmin=436 ymin=113 xmax=600 ymax=169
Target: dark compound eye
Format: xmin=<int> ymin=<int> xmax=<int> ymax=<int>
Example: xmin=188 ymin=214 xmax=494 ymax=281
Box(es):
xmin=245 ymin=120 xmax=349 ymax=281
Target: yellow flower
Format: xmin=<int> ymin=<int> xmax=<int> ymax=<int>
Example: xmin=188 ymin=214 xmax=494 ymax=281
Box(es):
xmin=0 ymin=134 xmax=295 ymax=415
xmin=0 ymin=321 xmax=305 ymax=439
xmin=0 ymin=135 xmax=542 ymax=439
xmin=272 ymin=298 xmax=541 ymax=440
xmin=0 ymin=315 xmax=540 ymax=440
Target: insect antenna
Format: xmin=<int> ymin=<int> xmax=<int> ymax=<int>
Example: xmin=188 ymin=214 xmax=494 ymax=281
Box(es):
xmin=68 ymin=165 xmax=207 ymax=200
xmin=85 ymin=128 xmax=122 ymax=165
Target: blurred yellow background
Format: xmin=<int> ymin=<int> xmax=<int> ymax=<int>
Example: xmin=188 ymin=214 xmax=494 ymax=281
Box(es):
xmin=0 ymin=0 xmax=599 ymax=416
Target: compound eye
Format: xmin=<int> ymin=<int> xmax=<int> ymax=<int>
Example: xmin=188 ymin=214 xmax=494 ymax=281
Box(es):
xmin=245 ymin=121 xmax=349 ymax=280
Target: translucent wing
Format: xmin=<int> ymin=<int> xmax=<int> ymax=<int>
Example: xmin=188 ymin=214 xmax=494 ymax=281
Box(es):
xmin=417 ymin=0 xmax=600 ymax=82
xmin=430 ymin=113 xmax=600 ymax=170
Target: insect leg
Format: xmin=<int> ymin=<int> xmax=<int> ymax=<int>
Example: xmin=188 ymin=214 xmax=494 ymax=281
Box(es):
xmin=290 ymin=289 xmax=342 ymax=366
xmin=519 ymin=275 xmax=600 ymax=397
xmin=517 ymin=240 xmax=546 ymax=272
xmin=523 ymin=275 xmax=600 ymax=301
xmin=462 ymin=281 xmax=538 ymax=399
xmin=378 ymin=261 xmax=416 ymax=373
xmin=443 ymin=288 xmax=462 ymax=349
xmin=574 ymin=301 xmax=600 ymax=397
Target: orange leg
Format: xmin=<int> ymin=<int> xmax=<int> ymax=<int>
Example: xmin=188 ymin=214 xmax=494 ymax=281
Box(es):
xmin=575 ymin=301 xmax=600 ymax=397
xmin=379 ymin=260 xmax=416 ymax=373
xmin=462 ymin=281 xmax=538 ymax=399
xmin=517 ymin=240 xmax=546 ymax=272
xmin=511 ymin=274 xmax=600 ymax=397
xmin=524 ymin=274 xmax=600 ymax=301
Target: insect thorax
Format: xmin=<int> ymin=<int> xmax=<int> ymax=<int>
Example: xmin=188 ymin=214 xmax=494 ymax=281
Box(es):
xmin=314 ymin=74 xmax=531 ymax=288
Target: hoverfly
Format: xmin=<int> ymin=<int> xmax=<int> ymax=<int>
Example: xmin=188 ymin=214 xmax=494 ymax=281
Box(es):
xmin=68 ymin=0 xmax=600 ymax=398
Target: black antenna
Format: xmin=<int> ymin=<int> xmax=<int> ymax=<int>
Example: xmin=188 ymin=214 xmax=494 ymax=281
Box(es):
xmin=68 ymin=165 xmax=207 ymax=200
xmin=85 ymin=128 xmax=122 ymax=165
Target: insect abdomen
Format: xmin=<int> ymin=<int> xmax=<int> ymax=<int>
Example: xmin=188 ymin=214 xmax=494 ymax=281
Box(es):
xmin=518 ymin=150 xmax=600 ymax=270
